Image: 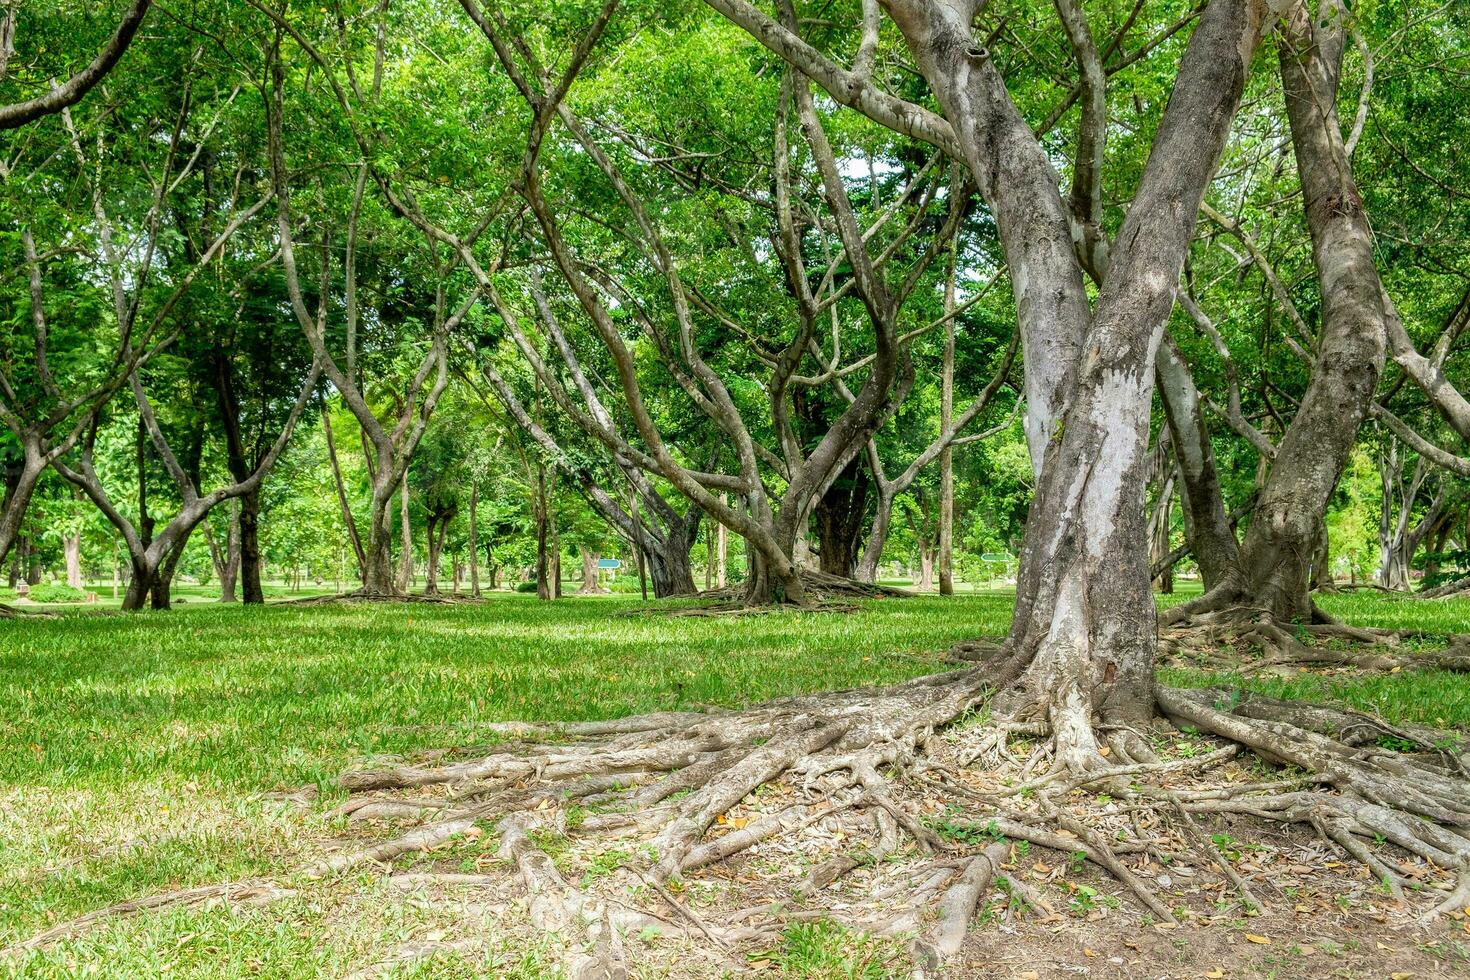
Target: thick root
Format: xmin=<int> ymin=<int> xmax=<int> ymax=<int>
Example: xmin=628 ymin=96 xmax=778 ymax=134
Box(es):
xmin=11 ymin=665 xmax=1469 ymax=973
xmin=1162 ymin=605 xmax=1470 ymax=674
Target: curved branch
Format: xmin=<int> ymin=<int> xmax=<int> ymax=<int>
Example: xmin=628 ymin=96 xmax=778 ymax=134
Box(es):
xmin=0 ymin=0 xmax=152 ymax=130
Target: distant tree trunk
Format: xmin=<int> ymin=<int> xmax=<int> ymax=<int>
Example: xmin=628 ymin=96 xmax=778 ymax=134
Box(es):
xmin=64 ymin=532 xmax=83 ymax=589
xmin=550 ymin=475 xmax=562 ymax=599
xmin=1156 ymin=333 xmax=1239 ymax=591
xmin=396 ymin=474 xmax=412 ymax=594
xmin=322 ymin=408 xmax=366 ymax=580
xmin=1423 ymin=514 xmax=1454 ymax=582
xmin=425 ymin=516 xmax=442 ymax=597
xmin=221 ymin=506 xmax=241 ymax=603
xmin=536 ymin=461 xmax=551 ymax=601
xmin=580 ymin=547 xmax=602 ymax=594
xmin=916 ymin=546 xmax=935 ymax=592
xmin=468 ymin=483 xmax=480 ymax=597
xmin=207 ymin=504 xmax=241 ymax=603
xmin=1148 ymin=471 xmax=1176 ymax=594
xmin=715 ymin=508 xmax=727 ymax=589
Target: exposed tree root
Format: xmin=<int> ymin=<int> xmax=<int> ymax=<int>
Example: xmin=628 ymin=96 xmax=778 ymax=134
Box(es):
xmin=1417 ymin=575 xmax=1470 ymax=600
xmin=0 ymin=882 xmax=294 ymax=959
xmin=694 ymin=572 xmax=913 ymax=606
xmin=0 ymin=601 xmax=57 ymax=619
xmin=14 ymin=663 xmax=1470 ymax=973
xmin=1162 ymin=604 xmax=1470 ymax=674
xmin=623 ymin=598 xmax=864 ymax=618
xmin=281 ymin=590 xmax=461 ymax=606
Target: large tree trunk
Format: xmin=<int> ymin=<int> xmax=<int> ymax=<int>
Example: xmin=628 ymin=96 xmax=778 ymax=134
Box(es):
xmin=149 ymin=537 xmax=191 ymax=611
xmin=1223 ymin=11 xmax=1386 ymax=622
xmin=122 ymin=557 xmax=156 ymax=612
xmin=813 ymin=457 xmax=869 ymax=578
xmin=647 ymin=510 xmax=701 ymax=598
xmin=881 ymin=0 xmax=1269 ymax=769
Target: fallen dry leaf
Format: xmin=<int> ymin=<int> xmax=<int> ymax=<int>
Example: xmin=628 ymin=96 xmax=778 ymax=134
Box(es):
xmin=1243 ymin=933 xmax=1271 ymax=945
xmin=1204 ymin=969 xmax=1225 ymax=979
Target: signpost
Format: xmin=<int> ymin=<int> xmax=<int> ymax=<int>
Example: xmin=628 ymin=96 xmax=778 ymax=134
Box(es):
xmin=597 ymin=558 xmax=622 ymax=570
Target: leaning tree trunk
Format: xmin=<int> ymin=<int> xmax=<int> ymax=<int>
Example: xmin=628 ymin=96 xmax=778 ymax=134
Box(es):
xmin=854 ymin=484 xmax=895 ymax=585
xmin=1156 ymin=334 xmax=1240 ymax=590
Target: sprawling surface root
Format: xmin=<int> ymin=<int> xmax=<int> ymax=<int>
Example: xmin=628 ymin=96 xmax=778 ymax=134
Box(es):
xmin=282 ymin=589 xmax=470 ymax=606
xmin=0 ymin=601 xmax=57 ymax=619
xmin=692 ymin=571 xmax=912 ymax=609
xmin=1162 ymin=604 xmax=1470 ymax=674
xmin=1417 ymin=575 xmax=1470 ymax=600
xmin=10 ymin=665 xmax=1469 ymax=974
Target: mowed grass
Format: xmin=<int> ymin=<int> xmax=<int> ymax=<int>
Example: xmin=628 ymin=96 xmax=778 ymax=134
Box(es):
xmin=0 ymin=588 xmax=1466 ymax=977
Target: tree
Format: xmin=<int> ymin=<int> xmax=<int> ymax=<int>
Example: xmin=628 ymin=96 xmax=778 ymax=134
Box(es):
xmin=264 ymin=22 xmax=480 ymax=597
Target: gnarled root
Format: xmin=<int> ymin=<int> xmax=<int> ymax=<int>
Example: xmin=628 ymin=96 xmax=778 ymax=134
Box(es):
xmin=1161 ymin=604 xmax=1470 ymax=674
xmin=10 ymin=667 xmax=1469 ymax=973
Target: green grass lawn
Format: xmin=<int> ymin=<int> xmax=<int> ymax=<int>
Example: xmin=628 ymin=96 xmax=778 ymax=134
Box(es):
xmin=1 ymin=589 xmax=1466 ymax=976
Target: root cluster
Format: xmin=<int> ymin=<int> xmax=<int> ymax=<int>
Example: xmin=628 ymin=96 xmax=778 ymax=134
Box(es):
xmin=1162 ymin=604 xmax=1470 ymax=674
xmin=14 ymin=661 xmax=1467 ymax=976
